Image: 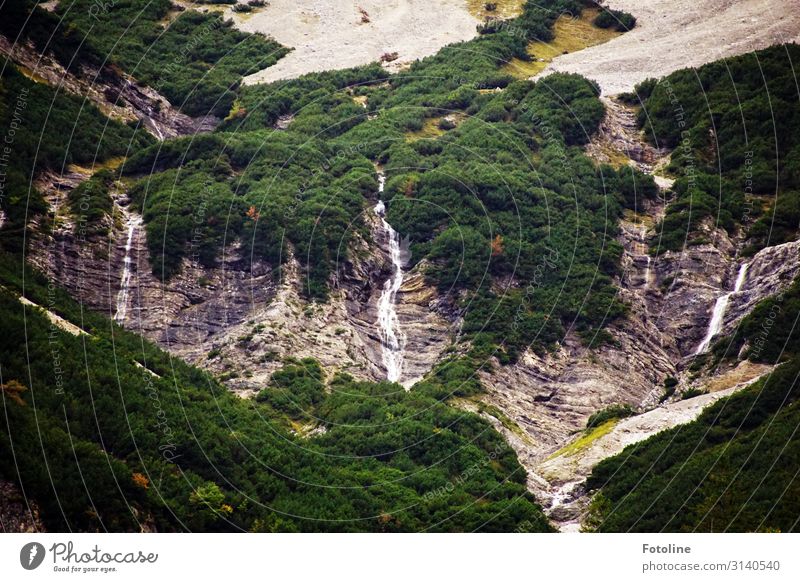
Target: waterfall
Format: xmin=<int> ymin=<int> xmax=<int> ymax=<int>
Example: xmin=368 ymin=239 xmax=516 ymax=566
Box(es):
xmin=374 ymin=173 xmax=407 ymax=383
xmin=640 ymin=225 xmax=652 ymax=288
xmin=113 ymin=214 xmax=142 ymax=324
xmin=694 ymin=262 xmax=750 ymax=354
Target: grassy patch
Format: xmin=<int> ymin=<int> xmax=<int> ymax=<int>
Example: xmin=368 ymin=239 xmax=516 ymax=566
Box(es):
xmin=467 ymin=0 xmax=526 ymax=21
xmin=503 ymin=9 xmax=622 ymax=78
xmin=622 ymin=209 xmax=657 ymax=229
xmin=405 ymin=114 xmax=465 ymax=141
xmin=548 ymin=419 xmax=618 ymax=460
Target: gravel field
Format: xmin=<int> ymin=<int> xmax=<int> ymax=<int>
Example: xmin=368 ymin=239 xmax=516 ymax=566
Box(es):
xmin=538 ymin=0 xmax=800 ymax=94
xmin=236 ymin=0 xmax=480 ymax=85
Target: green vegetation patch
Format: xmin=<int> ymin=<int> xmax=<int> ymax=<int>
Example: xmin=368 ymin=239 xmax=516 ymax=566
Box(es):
xmin=0 ymin=255 xmax=552 ymax=532
xmin=0 ymin=66 xmax=151 ymax=251
xmin=548 ymin=419 xmax=618 ymax=460
xmin=630 ymin=45 xmax=800 ymax=255
xmin=586 ymin=351 xmax=800 ymax=532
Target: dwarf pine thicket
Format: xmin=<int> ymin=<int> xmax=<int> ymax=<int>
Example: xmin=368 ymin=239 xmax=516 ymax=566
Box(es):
xmin=126 ymin=0 xmax=653 ymax=361
xmin=586 ymin=45 xmax=800 ymax=532
xmin=623 ymin=44 xmax=800 ymax=256
xmin=0 ymin=65 xmax=153 ymax=252
xmin=0 ymin=0 xmax=631 ymax=532
xmin=0 ymin=253 xmax=552 ymax=531
xmin=3 ymin=0 xmax=799 ymax=533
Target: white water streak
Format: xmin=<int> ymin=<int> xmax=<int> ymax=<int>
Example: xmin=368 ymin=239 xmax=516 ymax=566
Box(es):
xmin=374 ymin=173 xmax=407 ymax=383
xmin=695 ymin=262 xmax=749 ymax=354
xmin=113 ymin=214 xmax=141 ymax=323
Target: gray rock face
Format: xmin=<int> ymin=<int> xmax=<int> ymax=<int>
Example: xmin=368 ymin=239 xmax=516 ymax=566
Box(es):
xmin=648 ymin=224 xmax=738 ymax=357
xmin=471 ymin=200 xmax=800 ymax=529
xmin=29 ymin=176 xmax=456 ymax=393
xmin=342 ymin=210 xmax=459 ymax=387
xmin=586 ymin=97 xmax=672 ymax=177
xmin=724 ymin=240 xmax=800 ymax=336
xmin=536 ymin=360 xmax=773 ymax=531
xmin=28 ymin=183 xmax=276 ymax=376
xmin=28 ymin=169 xmax=131 ymax=322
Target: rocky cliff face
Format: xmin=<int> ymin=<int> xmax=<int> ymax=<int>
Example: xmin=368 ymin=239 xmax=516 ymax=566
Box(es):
xmin=20 ymin=87 xmax=800 ymax=531
xmin=536 ymin=359 xmax=774 ymax=530
xmin=342 ymin=209 xmax=460 ymax=387
xmin=28 ymin=179 xmax=276 ymax=378
xmin=186 ymin=204 xmax=458 ymax=393
xmin=29 ymin=175 xmax=457 ymax=394
xmin=724 ymin=240 xmax=800 ymax=337
xmin=469 ymin=202 xmax=799 ymax=529
xmin=466 ymin=100 xmax=800 ymax=530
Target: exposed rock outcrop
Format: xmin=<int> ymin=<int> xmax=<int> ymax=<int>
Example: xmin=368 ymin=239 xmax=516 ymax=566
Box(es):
xmin=585 ymin=97 xmax=672 ymax=186
xmin=0 ymin=35 xmax=218 ymax=140
xmin=343 ymin=208 xmax=459 ymax=387
xmin=29 ymin=174 xmax=456 ymax=394
xmin=28 ymin=182 xmax=277 ymax=382
xmin=723 ymin=240 xmax=800 ymax=337
xmin=198 ymin=207 xmax=458 ymax=393
xmin=537 ymin=360 xmax=774 ymax=531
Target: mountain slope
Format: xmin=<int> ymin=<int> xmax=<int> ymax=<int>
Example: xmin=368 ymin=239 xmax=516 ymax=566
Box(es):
xmin=0 ymin=254 xmax=551 ymax=531
xmin=2 ymin=0 xmax=800 ymax=534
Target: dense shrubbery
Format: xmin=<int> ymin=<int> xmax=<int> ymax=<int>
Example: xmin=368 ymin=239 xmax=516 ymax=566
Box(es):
xmin=586 ymin=358 xmax=800 ymax=532
xmin=0 ymin=255 xmax=551 ymax=532
xmin=124 ymin=0 xmax=638 ymax=359
xmin=0 ymin=0 xmax=647 ymax=532
xmin=586 ymin=404 xmax=634 ymax=429
xmin=632 ymin=44 xmax=800 ymax=254
xmin=592 ymin=8 xmax=636 ymax=32
xmin=67 ymin=170 xmax=116 ymax=235
xmin=0 ymin=1 xmax=104 ymax=72
xmin=6 ymin=1 xmax=288 ymax=117
xmin=711 ymin=276 xmax=800 ymax=364
xmin=0 ymin=67 xmax=151 ymax=251
xmin=124 ymin=131 xmax=375 ymax=290
xmin=256 ymin=358 xmax=325 ymax=418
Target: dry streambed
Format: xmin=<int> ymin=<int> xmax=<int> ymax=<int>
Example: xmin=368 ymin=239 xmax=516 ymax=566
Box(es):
xmin=536 ymin=361 xmax=774 ymax=531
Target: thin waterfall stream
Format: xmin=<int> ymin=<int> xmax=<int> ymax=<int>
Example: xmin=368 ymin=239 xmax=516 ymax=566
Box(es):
xmin=694 ymin=262 xmax=750 ymax=354
xmin=373 ymin=172 xmax=407 ymax=384
xmin=113 ymin=214 xmax=142 ymax=323
xmin=641 ymin=225 xmax=652 ymax=288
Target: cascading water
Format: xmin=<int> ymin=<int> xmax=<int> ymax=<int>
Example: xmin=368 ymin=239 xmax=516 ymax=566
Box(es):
xmin=113 ymin=214 xmax=142 ymax=323
xmin=374 ymin=173 xmax=407 ymax=384
xmin=641 ymin=225 xmax=652 ymax=288
xmin=694 ymin=262 xmax=750 ymax=354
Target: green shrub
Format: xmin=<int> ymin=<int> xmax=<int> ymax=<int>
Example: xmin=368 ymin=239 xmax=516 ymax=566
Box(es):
xmin=586 ymin=404 xmax=634 ymax=429
xmin=593 ymin=9 xmax=636 ymax=31
xmin=680 ymin=387 xmax=708 ymax=400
